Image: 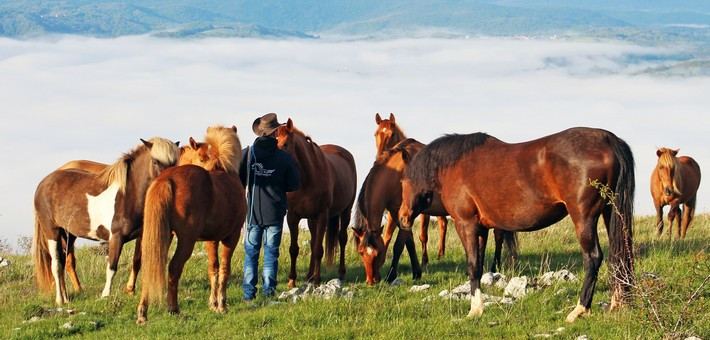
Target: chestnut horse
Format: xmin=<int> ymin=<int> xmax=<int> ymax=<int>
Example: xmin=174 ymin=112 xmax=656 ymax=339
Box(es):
xmin=651 ymin=148 xmax=701 ymax=239
xmin=33 ymin=138 xmax=180 ymax=305
xmin=354 ymin=138 xmax=518 ymax=285
xmin=277 ymin=118 xmax=357 ymax=287
xmin=399 ymin=128 xmax=635 ymax=323
xmin=374 ymin=113 xmax=448 ymax=265
xmin=137 ymin=125 xmax=247 ymax=324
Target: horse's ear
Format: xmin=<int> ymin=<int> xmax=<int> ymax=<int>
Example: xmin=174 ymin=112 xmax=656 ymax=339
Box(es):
xmin=389 ymin=113 xmax=395 ymax=122
xmin=232 ymin=125 xmax=237 ymax=133
xmin=175 ymin=141 xmax=180 ymax=147
xmin=351 ymin=226 xmax=365 ymax=238
xmin=672 ymin=149 xmax=679 ymax=156
xmin=286 ymin=118 xmax=294 ymax=132
xmin=189 ymin=137 xmax=198 ymax=150
xmin=140 ymin=138 xmax=153 ymax=149
xmin=656 ymin=149 xmax=663 ymax=157
xmin=375 ymin=113 xmax=382 ymax=124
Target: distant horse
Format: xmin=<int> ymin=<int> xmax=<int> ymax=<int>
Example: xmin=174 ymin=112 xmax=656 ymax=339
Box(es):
xmin=33 ymin=138 xmax=180 ymax=305
xmin=651 ymin=148 xmax=701 ymax=239
xmin=353 ymin=138 xmax=517 ymax=285
xmin=374 ymin=113 xmax=449 ymax=266
xmin=277 ymin=119 xmax=357 ymax=287
xmin=399 ymin=128 xmax=635 ymax=323
xmin=137 ymin=125 xmax=247 ymax=324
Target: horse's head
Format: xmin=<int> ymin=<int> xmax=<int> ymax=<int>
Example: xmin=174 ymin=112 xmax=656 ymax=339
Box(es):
xmin=352 ymin=225 xmax=386 ymax=285
xmin=277 ymin=118 xmax=304 ymax=155
xmin=655 ymin=147 xmax=682 ymax=197
xmin=399 ymin=177 xmax=434 ymax=230
xmin=375 ymin=113 xmax=400 ymax=155
xmin=141 ymin=138 xmax=180 ymax=177
xmin=178 ymin=137 xmax=210 ymax=168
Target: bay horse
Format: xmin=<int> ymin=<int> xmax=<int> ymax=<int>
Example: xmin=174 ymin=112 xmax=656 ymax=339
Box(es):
xmin=651 ymin=148 xmax=701 ymax=239
xmin=33 ymin=138 xmax=180 ymax=305
xmin=374 ymin=113 xmax=449 ymax=266
xmin=276 ymin=118 xmax=357 ymax=287
xmin=354 ymin=138 xmax=517 ymax=285
xmin=137 ymin=125 xmax=247 ymax=324
xmin=399 ymin=127 xmax=635 ymax=323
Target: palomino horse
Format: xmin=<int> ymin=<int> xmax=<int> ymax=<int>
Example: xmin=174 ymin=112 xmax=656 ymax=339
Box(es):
xmin=651 ymin=148 xmax=701 ymax=239
xmin=137 ymin=126 xmax=247 ymax=324
xmin=374 ymin=113 xmax=448 ymax=266
xmin=354 ymin=138 xmax=517 ymax=285
xmin=33 ymin=138 xmax=180 ymax=305
xmin=277 ymin=118 xmax=357 ymax=287
xmin=399 ymin=128 xmax=635 ymax=323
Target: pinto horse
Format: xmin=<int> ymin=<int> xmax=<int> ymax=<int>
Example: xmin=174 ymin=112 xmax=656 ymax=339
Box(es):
xmin=354 ymin=138 xmax=517 ymax=285
xmin=651 ymin=148 xmax=701 ymax=239
xmin=399 ymin=128 xmax=635 ymax=323
xmin=374 ymin=113 xmax=449 ymax=265
xmin=33 ymin=138 xmax=180 ymax=305
xmin=277 ymin=118 xmax=357 ymax=287
xmin=137 ymin=125 xmax=247 ymax=324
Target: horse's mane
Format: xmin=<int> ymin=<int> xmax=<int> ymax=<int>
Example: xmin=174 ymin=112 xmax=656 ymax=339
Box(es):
xmin=97 ymin=137 xmax=178 ymax=193
xmin=657 ymin=147 xmax=682 ymax=193
xmin=406 ymin=133 xmax=490 ymax=192
xmin=205 ymin=125 xmax=242 ymax=173
xmin=376 ymin=138 xmax=419 ymax=163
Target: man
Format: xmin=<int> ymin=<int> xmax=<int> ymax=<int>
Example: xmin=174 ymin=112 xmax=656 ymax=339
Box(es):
xmin=240 ymin=113 xmax=300 ymax=302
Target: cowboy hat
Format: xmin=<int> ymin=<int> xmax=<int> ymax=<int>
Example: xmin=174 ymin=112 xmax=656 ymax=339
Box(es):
xmin=252 ymin=113 xmax=284 ymax=137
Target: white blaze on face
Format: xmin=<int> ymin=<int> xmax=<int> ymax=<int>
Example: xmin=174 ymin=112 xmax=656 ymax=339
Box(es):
xmin=86 ymin=182 xmax=120 ymax=240
xmin=366 ymin=247 xmax=374 ymax=256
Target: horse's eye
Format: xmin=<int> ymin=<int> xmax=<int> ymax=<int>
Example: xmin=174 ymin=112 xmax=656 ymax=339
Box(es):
xmin=659 ymin=166 xmax=664 ymax=170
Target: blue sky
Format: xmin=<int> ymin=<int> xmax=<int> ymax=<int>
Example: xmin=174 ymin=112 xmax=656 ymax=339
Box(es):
xmin=1 ymin=36 xmax=708 ymax=246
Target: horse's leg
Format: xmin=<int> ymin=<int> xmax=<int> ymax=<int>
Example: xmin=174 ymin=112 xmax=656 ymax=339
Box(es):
xmin=463 ymin=221 xmax=487 ymax=317
xmin=566 ymin=213 xmax=602 ymax=323
xmin=65 ymin=233 xmax=82 ymax=293
xmin=382 ymin=212 xmax=397 ymax=250
xmin=287 ymin=213 xmax=301 ymax=288
xmin=437 ymin=216 xmax=448 ymax=259
xmin=307 ymin=215 xmax=328 ymax=285
xmin=654 ymin=201 xmax=664 ymax=237
xmin=491 ymin=229 xmax=503 ymax=273
xmin=101 ymin=235 xmax=124 ymax=298
xmin=218 ymin=234 xmax=239 ymax=312
xmin=205 ymin=241 xmax=220 ymax=311
xmin=404 ymin=228 xmax=422 ymax=280
xmin=125 ymin=237 xmax=142 ymax=295
xmin=47 ymin=237 xmax=68 ymax=305
xmin=167 ymin=237 xmax=196 ymax=314
xmin=681 ymin=199 xmax=696 ymax=239
xmin=418 ymin=214 xmax=431 ymax=268
xmin=674 ymin=205 xmax=683 ymax=239
xmin=385 ymin=228 xmax=407 ymax=283
xmin=338 ymin=212 xmax=349 ymax=281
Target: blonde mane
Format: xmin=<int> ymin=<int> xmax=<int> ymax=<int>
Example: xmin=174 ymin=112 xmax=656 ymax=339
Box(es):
xmin=657 ymin=147 xmax=683 ymax=194
xmin=97 ymin=137 xmax=179 ymax=193
xmin=205 ymin=125 xmax=242 ymax=173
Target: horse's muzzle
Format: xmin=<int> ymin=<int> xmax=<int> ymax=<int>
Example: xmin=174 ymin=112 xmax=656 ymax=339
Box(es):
xmin=664 ymin=187 xmax=673 ymax=196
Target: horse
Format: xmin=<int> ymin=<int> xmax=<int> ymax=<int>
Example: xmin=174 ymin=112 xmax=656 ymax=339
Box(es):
xmin=399 ymin=127 xmax=635 ymax=323
xmin=651 ymin=148 xmax=701 ymax=239
xmin=33 ymin=138 xmax=180 ymax=305
xmin=136 ymin=125 xmax=247 ymax=324
xmin=374 ymin=113 xmax=449 ymax=266
xmin=353 ymin=138 xmax=517 ymax=285
xmin=276 ymin=118 xmax=357 ymax=287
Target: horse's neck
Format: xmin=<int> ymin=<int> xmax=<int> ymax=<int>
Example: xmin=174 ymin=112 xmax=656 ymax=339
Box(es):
xmin=124 ymin=154 xmax=152 ymax=214
xmin=292 ymin=136 xmax=326 ymax=187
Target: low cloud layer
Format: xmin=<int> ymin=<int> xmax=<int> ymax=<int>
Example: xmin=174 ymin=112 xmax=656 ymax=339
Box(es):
xmin=1 ymin=36 xmax=708 ymax=244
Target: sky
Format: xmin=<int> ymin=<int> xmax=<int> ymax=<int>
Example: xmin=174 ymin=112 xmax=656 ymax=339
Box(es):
xmin=1 ymin=35 xmax=708 ymax=248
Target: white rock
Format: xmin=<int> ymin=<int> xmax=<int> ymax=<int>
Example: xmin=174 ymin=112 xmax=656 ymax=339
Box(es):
xmin=61 ymin=322 xmax=73 ymax=329
xmin=495 ymin=277 xmax=508 ymax=289
xmin=555 ymin=327 xmax=565 ymax=333
xmin=343 ymin=291 xmax=354 ymax=299
xmin=0 ymin=258 xmax=10 ymax=267
xmin=481 ymin=272 xmax=508 ymax=286
xmin=539 ymin=271 xmax=556 ymax=286
xmin=684 ymin=337 xmax=702 ymax=340
xmin=421 ymin=295 xmax=435 ymax=302
xmin=554 ymin=269 xmax=578 ymax=282
xmin=409 ymin=284 xmax=431 ymax=292
xmin=451 ymin=283 xmax=470 ymax=294
xmin=325 ymin=279 xmax=342 ymax=289
xmin=504 ymin=276 xmax=530 ymax=299
xmin=268 ymin=301 xmax=282 ymax=306
xmin=191 ymin=251 xmax=207 ymax=257
xmin=533 ymin=334 xmax=551 ymax=338
xmin=389 ymin=278 xmax=403 ymax=286
xmin=576 ymin=336 xmax=589 ymax=340
xmin=438 ymin=289 xmax=449 ymax=297
xmin=23 ymin=317 xmax=40 ymax=324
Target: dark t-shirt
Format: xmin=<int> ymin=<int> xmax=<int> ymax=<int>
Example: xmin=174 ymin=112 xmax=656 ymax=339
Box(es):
xmin=239 ymin=137 xmax=300 ymax=226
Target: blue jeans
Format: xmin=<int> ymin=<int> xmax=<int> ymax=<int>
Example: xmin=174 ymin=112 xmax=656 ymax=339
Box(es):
xmin=243 ymin=224 xmax=283 ymax=300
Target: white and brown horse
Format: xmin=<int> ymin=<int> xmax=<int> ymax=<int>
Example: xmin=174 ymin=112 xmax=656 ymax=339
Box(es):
xmin=33 ymin=138 xmax=180 ymax=305
xmin=651 ymin=148 xmax=701 ymax=239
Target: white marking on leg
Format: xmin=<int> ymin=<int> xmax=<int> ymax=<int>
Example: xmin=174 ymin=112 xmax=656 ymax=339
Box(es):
xmin=86 ymin=183 xmax=120 ymax=240
xmin=566 ymin=300 xmax=590 ymax=323
xmin=47 ymin=239 xmax=63 ymax=305
xmin=467 ymin=288 xmax=484 ymax=317
xmin=101 ymin=262 xmax=116 ymax=298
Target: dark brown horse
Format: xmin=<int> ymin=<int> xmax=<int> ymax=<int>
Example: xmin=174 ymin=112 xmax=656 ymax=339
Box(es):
xmin=137 ymin=126 xmax=247 ymax=324
xmin=374 ymin=113 xmax=449 ymax=265
xmin=651 ymin=148 xmax=701 ymax=239
xmin=354 ymin=138 xmax=517 ymax=285
xmin=276 ymin=118 xmax=357 ymax=287
xmin=33 ymin=138 xmax=180 ymax=305
xmin=399 ymin=128 xmax=635 ymax=323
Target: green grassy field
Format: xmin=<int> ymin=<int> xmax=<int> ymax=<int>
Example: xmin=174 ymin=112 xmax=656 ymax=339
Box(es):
xmin=1 ymin=215 xmax=708 ymax=339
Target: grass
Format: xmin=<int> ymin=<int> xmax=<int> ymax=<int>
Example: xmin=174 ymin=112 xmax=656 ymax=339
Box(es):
xmin=0 ymin=215 xmax=708 ymax=339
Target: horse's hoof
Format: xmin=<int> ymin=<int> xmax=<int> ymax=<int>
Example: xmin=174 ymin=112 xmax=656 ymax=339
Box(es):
xmin=136 ymin=317 xmax=147 ymax=325
xmin=288 ymin=279 xmax=296 ymax=288
xmin=412 ymin=271 xmax=422 ymax=280
xmin=168 ymin=308 xmax=180 ymax=315
xmin=565 ymin=304 xmax=590 ymax=323
xmin=125 ymin=288 xmax=135 ymax=296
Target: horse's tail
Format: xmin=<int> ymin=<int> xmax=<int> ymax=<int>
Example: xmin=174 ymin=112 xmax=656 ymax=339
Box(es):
xmin=140 ymin=178 xmax=174 ymax=303
xmin=607 ymin=133 xmax=635 ymax=298
xmin=503 ymin=230 xmax=518 ymax=266
xmin=32 ymin=209 xmax=54 ymax=292
xmin=325 ymin=215 xmax=339 ymax=268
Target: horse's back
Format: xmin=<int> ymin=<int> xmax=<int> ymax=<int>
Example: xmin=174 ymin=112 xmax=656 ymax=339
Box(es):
xmin=57 ymin=160 xmax=107 ymax=174
xmin=678 ymin=156 xmax=701 ymax=197
xmin=321 ymin=144 xmax=357 ymax=214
